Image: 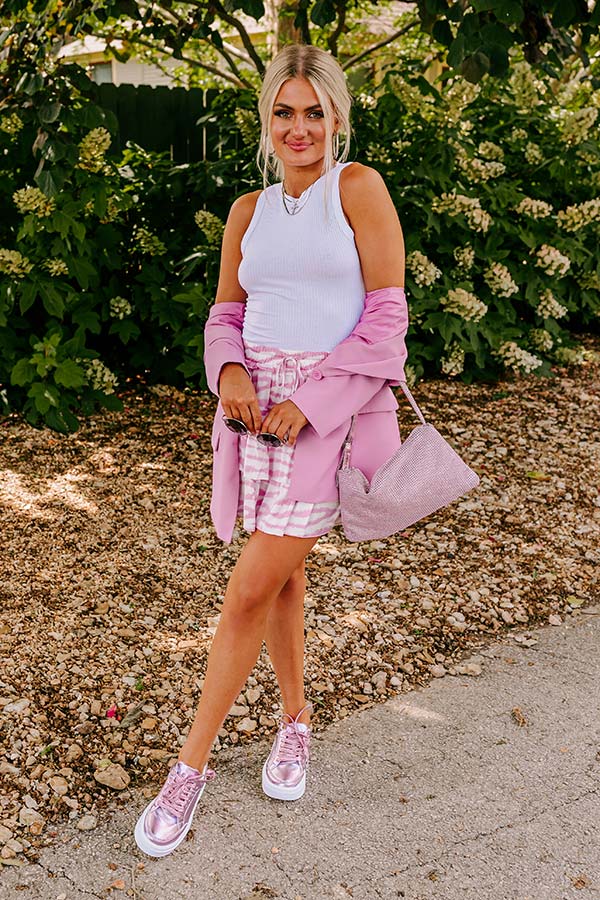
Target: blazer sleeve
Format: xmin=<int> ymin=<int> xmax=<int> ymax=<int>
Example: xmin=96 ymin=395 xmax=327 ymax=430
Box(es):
xmin=288 ymin=286 xmax=409 ymax=439
xmin=203 ymin=301 xmax=251 ymax=397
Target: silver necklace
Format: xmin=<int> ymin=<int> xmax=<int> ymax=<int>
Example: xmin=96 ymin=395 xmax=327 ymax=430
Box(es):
xmin=281 ymin=179 xmax=315 ymax=215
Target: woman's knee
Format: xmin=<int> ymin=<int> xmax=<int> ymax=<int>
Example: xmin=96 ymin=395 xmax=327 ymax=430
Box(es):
xmin=279 ymin=560 xmax=306 ymax=596
xmin=223 ymin=576 xmax=282 ymax=621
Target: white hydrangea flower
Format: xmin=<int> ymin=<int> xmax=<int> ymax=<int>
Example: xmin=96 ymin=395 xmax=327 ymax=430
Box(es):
xmin=477 ymin=141 xmax=504 ymax=161
xmin=514 ymin=197 xmax=553 ymax=218
xmin=133 ymin=226 xmax=167 ymax=256
xmin=76 ymin=127 xmax=112 ymax=174
xmin=440 ymin=342 xmax=465 ymax=376
xmin=510 ymin=127 xmax=528 ymax=142
xmin=357 ymin=92 xmax=377 ymax=108
xmin=0 ymin=112 xmax=24 ymax=136
xmin=455 ymin=146 xmax=506 ymax=183
xmin=442 ymin=78 xmax=480 ymax=126
xmin=453 ymin=245 xmax=475 ymax=271
xmin=557 ymin=198 xmax=600 ymax=233
xmin=534 ymin=244 xmax=570 ymax=278
xmin=524 ymin=142 xmax=544 ymax=164
xmin=431 ymin=192 xmax=492 ymax=233
xmin=194 ymin=210 xmax=225 ymax=247
xmin=364 ymin=146 xmax=393 ymax=165
xmin=578 ymin=271 xmax=600 ymax=291
xmin=42 ymin=258 xmax=69 ymax=277
xmin=530 ymin=328 xmax=554 ymax=352
xmin=497 ymin=341 xmax=543 ymax=374
xmin=403 ymin=364 xmax=418 ymax=388
xmin=387 ymin=76 xmax=436 ymax=120
xmin=78 ymin=358 xmax=119 ymax=394
xmin=509 ymin=61 xmax=543 ymax=110
xmin=441 ymin=288 xmax=488 ymax=322
xmin=560 ymin=107 xmax=598 ymax=146
xmin=537 ymin=288 xmax=568 ymax=319
xmin=0 ymin=248 xmax=33 ymax=277
xmin=234 ymin=108 xmax=259 ymax=144
xmin=483 ymin=262 xmax=519 ymax=298
xmin=109 ymin=296 xmax=133 ymax=320
xmin=554 ymin=345 xmax=591 ymax=365
xmin=406 ymin=250 xmax=442 ymax=286
xmin=13 ymin=185 xmax=56 ymax=217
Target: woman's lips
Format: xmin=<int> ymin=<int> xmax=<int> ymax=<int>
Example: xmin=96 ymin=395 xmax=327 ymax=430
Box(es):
xmin=287 ymin=142 xmax=310 ymax=150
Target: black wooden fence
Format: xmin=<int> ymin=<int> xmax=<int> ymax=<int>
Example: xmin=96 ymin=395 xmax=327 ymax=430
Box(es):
xmin=95 ymin=84 xmax=227 ymax=163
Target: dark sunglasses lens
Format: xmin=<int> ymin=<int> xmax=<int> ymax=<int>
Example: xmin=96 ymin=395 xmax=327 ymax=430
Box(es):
xmin=223 ymin=417 xmax=248 ymax=434
xmin=258 ymin=432 xmax=282 ymax=447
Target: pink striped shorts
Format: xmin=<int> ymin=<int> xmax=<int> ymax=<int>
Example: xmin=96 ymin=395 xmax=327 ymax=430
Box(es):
xmin=235 ymin=341 xmax=342 ymax=538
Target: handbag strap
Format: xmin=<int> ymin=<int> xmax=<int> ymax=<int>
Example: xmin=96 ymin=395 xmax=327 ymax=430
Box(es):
xmin=340 ymin=380 xmax=428 ymax=467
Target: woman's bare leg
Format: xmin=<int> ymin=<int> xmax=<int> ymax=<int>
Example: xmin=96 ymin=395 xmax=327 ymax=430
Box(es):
xmin=263 ymin=559 xmax=311 ymax=727
xmin=177 ymin=530 xmax=319 ymax=772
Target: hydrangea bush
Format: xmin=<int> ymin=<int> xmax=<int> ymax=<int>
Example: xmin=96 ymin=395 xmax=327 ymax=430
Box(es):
xmin=0 ymin=52 xmax=599 ymax=432
xmin=351 ymin=54 xmax=600 ymax=382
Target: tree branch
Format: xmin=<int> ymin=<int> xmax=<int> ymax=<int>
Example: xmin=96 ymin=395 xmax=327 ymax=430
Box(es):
xmin=210 ymin=0 xmax=266 ymax=76
xmin=327 ymin=2 xmax=346 ymax=57
xmin=342 ymin=19 xmax=420 ymax=70
xmin=110 ymin=33 xmax=249 ymax=87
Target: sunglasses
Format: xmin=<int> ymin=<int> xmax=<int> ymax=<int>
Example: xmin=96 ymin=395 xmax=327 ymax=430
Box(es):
xmin=222 ymin=415 xmax=288 ymax=447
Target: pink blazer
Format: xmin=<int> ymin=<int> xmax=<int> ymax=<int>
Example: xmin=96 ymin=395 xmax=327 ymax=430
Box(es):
xmin=203 ymin=287 xmax=409 ymax=543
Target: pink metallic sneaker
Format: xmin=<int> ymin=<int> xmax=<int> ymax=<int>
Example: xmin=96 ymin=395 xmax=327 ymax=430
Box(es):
xmin=134 ymin=760 xmax=216 ymax=857
xmin=262 ymin=703 xmax=312 ymax=801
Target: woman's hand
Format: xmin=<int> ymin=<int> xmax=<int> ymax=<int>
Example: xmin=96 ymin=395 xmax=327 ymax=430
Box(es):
xmin=219 ymin=363 xmax=263 ymax=434
xmin=261 ymin=399 xmax=308 ymax=447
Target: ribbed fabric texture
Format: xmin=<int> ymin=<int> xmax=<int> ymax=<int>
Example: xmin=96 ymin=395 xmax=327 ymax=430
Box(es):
xmin=238 ymin=161 xmax=366 ymax=352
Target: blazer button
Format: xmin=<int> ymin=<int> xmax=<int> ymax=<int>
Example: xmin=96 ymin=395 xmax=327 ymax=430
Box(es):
xmin=312 ymin=370 xmax=323 ymax=380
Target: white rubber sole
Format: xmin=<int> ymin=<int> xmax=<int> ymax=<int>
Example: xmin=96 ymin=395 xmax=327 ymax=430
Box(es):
xmin=261 ymin=759 xmax=307 ymax=801
xmin=134 ymin=781 xmax=208 ymax=858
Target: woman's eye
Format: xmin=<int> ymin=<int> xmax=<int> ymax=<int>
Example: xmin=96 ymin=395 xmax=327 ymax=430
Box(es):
xmin=274 ymin=110 xmax=324 ymax=118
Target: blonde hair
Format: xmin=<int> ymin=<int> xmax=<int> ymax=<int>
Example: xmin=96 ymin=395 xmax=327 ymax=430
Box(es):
xmin=255 ymin=44 xmax=354 ymax=219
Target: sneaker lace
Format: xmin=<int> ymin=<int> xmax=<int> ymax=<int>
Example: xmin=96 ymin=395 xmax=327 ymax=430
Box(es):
xmin=274 ymin=721 xmax=311 ymax=765
xmin=158 ymin=768 xmax=215 ymax=817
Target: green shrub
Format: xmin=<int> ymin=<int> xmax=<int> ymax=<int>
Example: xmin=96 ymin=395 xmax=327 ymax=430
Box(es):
xmin=1 ymin=50 xmax=599 ymax=434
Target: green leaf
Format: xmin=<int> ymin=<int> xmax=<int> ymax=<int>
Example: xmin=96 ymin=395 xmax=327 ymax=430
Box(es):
xmin=11 ymin=358 xmax=36 ymax=386
xmin=72 ymin=308 xmax=101 ymax=334
xmin=38 ymin=100 xmax=62 ymax=124
xmin=432 ymin=20 xmax=454 ymax=46
xmin=19 ymin=281 xmax=39 ymax=314
xmin=40 ymin=285 xmax=65 ymax=318
xmin=27 ymin=382 xmax=60 ymax=414
xmin=54 ymin=359 xmax=86 ymax=388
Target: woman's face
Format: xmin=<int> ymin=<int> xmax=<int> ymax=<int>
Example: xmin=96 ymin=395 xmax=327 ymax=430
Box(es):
xmin=270 ymin=76 xmax=336 ymax=168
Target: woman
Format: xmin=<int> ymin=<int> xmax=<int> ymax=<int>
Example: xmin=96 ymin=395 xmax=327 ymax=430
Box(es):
xmin=135 ymin=42 xmax=407 ymax=858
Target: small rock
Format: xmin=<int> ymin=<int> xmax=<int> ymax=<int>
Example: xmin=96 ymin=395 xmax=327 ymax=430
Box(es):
xmin=93 ymin=762 xmax=130 ymax=790
xmin=49 ymin=776 xmax=69 ymax=797
xmin=3 ymin=699 xmax=30 ymax=715
xmin=0 ymin=825 xmax=13 ymax=843
xmin=236 ymin=717 xmax=257 ymax=733
xmin=65 ymin=744 xmax=83 ymax=764
xmin=430 ymin=664 xmax=447 ymax=678
xmin=245 ymin=688 xmax=261 ymax=705
xmin=77 ymin=815 xmax=98 ymax=831
xmin=18 ymin=808 xmax=44 ymax=829
xmin=549 ymin=614 xmax=562 ymax=626
xmin=229 ymin=704 xmax=250 ymax=716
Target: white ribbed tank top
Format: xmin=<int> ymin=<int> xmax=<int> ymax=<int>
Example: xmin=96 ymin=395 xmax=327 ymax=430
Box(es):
xmin=238 ymin=161 xmax=365 ymax=352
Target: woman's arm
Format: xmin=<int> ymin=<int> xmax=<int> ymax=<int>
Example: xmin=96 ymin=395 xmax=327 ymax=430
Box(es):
xmin=339 ymin=162 xmax=405 ymax=290
xmin=214 ymin=190 xmax=261 ymax=303
xmin=203 ymin=191 xmax=264 ymax=433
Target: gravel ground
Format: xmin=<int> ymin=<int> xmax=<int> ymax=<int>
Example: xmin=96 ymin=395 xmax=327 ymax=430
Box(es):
xmin=1 ymin=341 xmax=598 ymax=869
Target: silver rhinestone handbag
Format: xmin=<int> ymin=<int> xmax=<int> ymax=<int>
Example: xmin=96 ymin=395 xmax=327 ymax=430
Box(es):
xmin=335 ymin=381 xmax=480 ymax=541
